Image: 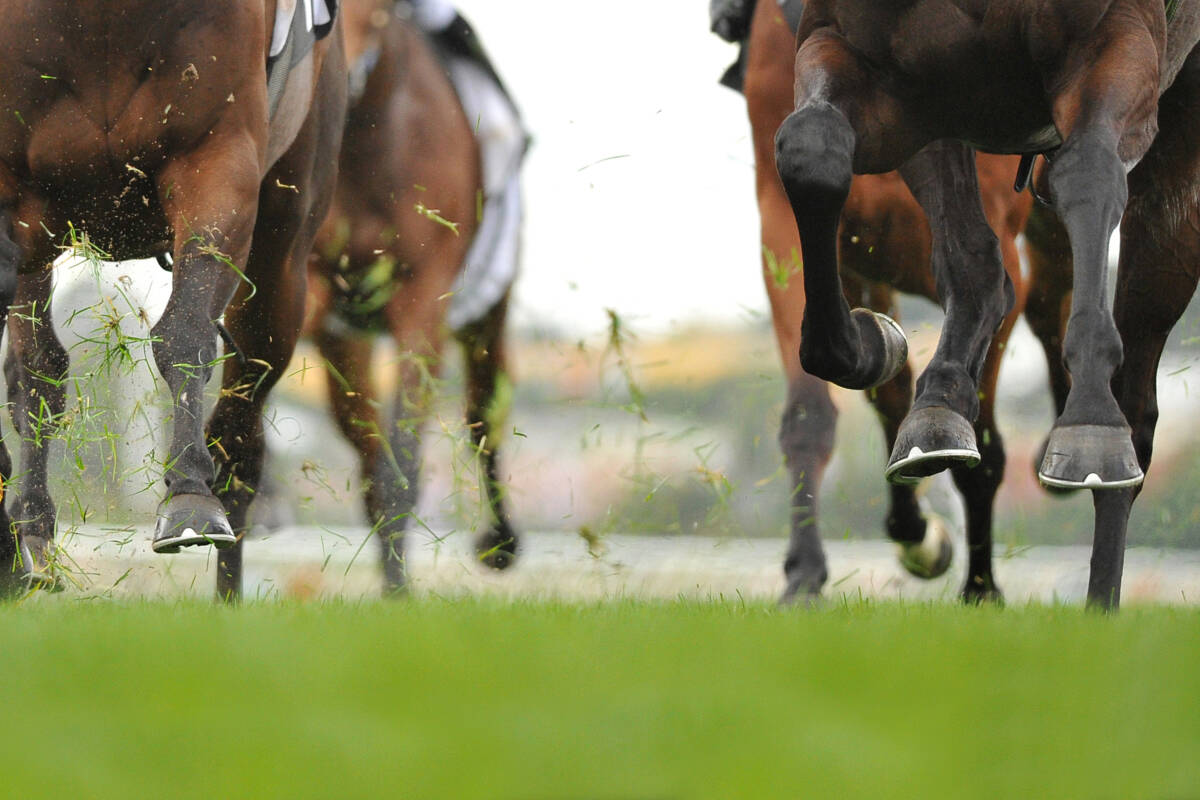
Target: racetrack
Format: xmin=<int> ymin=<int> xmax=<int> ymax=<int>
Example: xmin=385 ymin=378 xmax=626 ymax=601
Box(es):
xmin=36 ymin=525 xmax=1200 ymax=605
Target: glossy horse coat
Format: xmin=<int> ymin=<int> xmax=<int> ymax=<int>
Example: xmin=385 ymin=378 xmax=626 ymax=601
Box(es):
xmin=744 ymin=0 xmax=1074 ymax=602
xmin=774 ymin=0 xmax=1200 ymax=608
xmin=0 ymin=1 xmax=347 ymax=596
xmin=294 ymin=0 xmax=521 ymax=595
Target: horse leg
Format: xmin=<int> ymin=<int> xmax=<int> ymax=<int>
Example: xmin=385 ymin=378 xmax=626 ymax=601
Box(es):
xmin=0 ymin=212 xmax=22 ymax=596
xmin=313 ymin=322 xmax=381 ymax=524
xmin=1035 ymin=33 xmax=1167 ymax=491
xmin=881 ymin=141 xmax=1014 ymax=485
xmin=773 ymin=32 xmax=921 ymax=391
xmin=4 ymin=268 xmax=68 ymax=588
xmin=1021 ymin=203 xmax=1074 ymax=480
xmin=949 ymin=311 xmax=1016 ymax=604
xmin=456 ymin=294 xmax=519 ymax=570
xmin=1088 ymin=53 xmax=1200 ymax=610
xmin=840 ymin=278 xmax=951 ymax=581
xmin=211 ymin=50 xmax=345 ymax=601
xmin=147 ymin=132 xmax=266 ymax=555
xmin=1022 ymin=203 xmax=1073 ymax=418
xmin=367 ymin=272 xmax=454 ymax=595
xmin=748 ymin=32 xmax=835 ymax=600
xmin=208 ymin=223 xmax=311 ymax=601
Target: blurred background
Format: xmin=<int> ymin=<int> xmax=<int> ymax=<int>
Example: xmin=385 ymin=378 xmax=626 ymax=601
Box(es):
xmin=13 ymin=0 xmax=1200 ymax=576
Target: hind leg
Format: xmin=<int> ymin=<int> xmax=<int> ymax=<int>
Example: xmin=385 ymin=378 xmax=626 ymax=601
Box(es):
xmin=0 ymin=211 xmax=23 ymax=596
xmin=1088 ymin=55 xmax=1200 ymax=610
xmin=209 ymin=213 xmax=313 ymax=601
xmin=456 ymin=294 xmax=519 ymax=570
xmin=949 ymin=313 xmax=1016 ymax=604
xmin=850 ymin=281 xmax=953 ymax=580
xmin=4 ymin=267 xmax=68 ymax=588
xmin=211 ymin=51 xmax=346 ymax=600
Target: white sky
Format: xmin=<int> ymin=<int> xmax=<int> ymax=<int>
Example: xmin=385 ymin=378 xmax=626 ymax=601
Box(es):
xmin=454 ymin=1 xmax=766 ymax=336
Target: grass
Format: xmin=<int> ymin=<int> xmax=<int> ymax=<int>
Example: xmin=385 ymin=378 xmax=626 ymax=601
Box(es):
xmin=1 ymin=599 xmax=1197 ymax=799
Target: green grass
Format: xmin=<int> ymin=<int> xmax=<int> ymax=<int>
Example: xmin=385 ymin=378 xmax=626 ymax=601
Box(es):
xmin=2 ymin=599 xmax=1198 ymax=799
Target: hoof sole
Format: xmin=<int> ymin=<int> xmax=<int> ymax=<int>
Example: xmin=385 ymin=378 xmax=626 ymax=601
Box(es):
xmin=153 ymin=494 xmax=236 ymax=554
xmin=1038 ymin=424 xmax=1143 ymax=490
xmin=886 ymin=406 xmax=980 ymax=485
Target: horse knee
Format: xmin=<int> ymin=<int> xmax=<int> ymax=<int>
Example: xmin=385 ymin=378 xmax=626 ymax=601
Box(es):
xmin=774 ymin=103 xmax=855 ymax=214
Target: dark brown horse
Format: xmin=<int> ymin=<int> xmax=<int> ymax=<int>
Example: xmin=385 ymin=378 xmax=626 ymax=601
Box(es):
xmin=0 ymin=1 xmax=347 ymax=597
xmin=742 ymin=0 xmax=1075 ymax=603
xmin=774 ymin=0 xmax=1200 ymax=609
xmin=272 ymin=0 xmax=522 ymax=596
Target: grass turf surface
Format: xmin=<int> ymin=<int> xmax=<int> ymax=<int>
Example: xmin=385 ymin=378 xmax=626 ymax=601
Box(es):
xmin=1 ymin=599 xmax=1197 ymax=799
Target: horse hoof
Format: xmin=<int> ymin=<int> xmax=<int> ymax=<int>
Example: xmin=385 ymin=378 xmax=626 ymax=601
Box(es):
xmin=779 ymin=566 xmax=827 ymax=605
xmin=897 ymin=514 xmax=953 ymax=579
xmin=20 ymin=536 xmax=64 ymax=592
xmin=476 ymin=527 xmax=518 ymax=570
xmin=852 ymin=308 xmax=909 ymax=390
xmin=886 ymin=406 xmax=980 ymax=485
xmin=961 ymin=580 xmax=1004 ymax=605
xmin=1033 ymin=437 xmax=1077 ymax=496
xmin=1037 ymin=424 xmax=1143 ymax=490
xmin=153 ymin=494 xmax=236 ymax=554
xmin=779 ymin=583 xmax=823 ymax=607
xmin=859 ymin=309 xmax=909 ymax=389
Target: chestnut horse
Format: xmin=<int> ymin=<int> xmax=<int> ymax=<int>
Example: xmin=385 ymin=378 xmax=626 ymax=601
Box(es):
xmin=0 ymin=1 xmax=347 ymax=597
xmin=742 ymin=0 xmax=1074 ymax=603
xmin=250 ymin=0 xmax=521 ymax=596
xmin=774 ymin=0 xmax=1200 ymax=609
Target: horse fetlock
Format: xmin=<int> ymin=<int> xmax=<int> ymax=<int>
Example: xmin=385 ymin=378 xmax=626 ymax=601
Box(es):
xmin=12 ymin=492 xmax=56 ymax=542
xmin=914 ymin=361 xmax=981 ymax=422
xmin=1064 ymin=311 xmax=1123 ymax=375
xmin=380 ymin=535 xmax=408 ymax=594
xmin=775 ymin=104 xmax=855 ymax=212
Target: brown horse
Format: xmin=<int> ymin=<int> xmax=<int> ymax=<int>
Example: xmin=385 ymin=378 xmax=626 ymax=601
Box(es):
xmin=0 ymin=1 xmax=347 ymax=597
xmin=264 ymin=0 xmax=521 ymax=596
xmin=742 ymin=0 xmax=1074 ymax=603
xmin=773 ymin=0 xmax=1200 ymax=609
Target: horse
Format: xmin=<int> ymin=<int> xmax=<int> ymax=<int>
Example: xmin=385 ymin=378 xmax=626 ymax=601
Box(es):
xmin=773 ymin=0 xmax=1200 ymax=609
xmin=737 ymin=0 xmax=1073 ymax=603
xmin=259 ymin=0 xmax=523 ymax=596
xmin=0 ymin=1 xmax=348 ymax=598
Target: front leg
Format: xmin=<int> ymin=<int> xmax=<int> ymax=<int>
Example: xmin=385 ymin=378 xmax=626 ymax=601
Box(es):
xmin=885 ymin=141 xmax=1014 ymax=484
xmin=775 ymin=103 xmax=909 ymax=391
xmin=1035 ymin=125 xmax=1140 ymax=490
xmin=773 ymin=31 xmax=922 ymax=392
xmin=1035 ymin=31 xmax=1164 ymax=492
